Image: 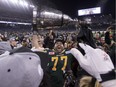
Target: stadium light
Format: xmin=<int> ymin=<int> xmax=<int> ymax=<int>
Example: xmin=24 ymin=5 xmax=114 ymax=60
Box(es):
xmin=63 ymin=14 xmax=72 ymax=20
xmin=4 ymin=0 xmax=29 ymax=7
xmin=9 ymin=0 xmax=18 ymax=4
xmin=30 ymin=5 xmax=35 ymax=8
xmin=19 ymin=0 xmax=28 ymax=7
xmin=63 ymin=15 xmax=69 ymax=19
xmin=33 ymin=8 xmax=37 ymax=18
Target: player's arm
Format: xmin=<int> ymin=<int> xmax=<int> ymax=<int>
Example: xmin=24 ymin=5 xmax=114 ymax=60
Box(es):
xmin=31 ymin=24 xmax=44 ymax=50
xmin=31 ymin=7 xmax=44 ymax=50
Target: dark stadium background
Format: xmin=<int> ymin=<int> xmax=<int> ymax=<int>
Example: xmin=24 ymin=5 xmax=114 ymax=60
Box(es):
xmin=33 ymin=0 xmax=115 ymax=18
xmin=0 ymin=0 xmax=115 ymax=31
xmin=0 ymin=0 xmax=115 ymax=20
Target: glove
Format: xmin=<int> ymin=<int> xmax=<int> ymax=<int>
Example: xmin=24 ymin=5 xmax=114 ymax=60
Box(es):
xmin=63 ymin=70 xmax=76 ymax=87
xmin=70 ymin=43 xmax=114 ymax=81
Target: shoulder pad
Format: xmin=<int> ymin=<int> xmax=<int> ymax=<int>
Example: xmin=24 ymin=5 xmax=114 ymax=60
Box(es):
xmin=10 ymin=47 xmax=33 ymax=55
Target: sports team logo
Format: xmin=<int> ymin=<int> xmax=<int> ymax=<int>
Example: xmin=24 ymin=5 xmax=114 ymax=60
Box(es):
xmin=49 ymin=52 xmax=55 ymax=55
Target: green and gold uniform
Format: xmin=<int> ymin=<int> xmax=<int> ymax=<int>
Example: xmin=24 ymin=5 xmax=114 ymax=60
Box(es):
xmin=46 ymin=49 xmax=76 ymax=87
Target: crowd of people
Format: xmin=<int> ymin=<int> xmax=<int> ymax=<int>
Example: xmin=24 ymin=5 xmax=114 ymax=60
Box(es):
xmin=0 ymin=25 xmax=115 ymax=64
xmin=0 ymin=25 xmax=115 ymax=59
xmin=0 ymin=23 xmax=115 ymax=87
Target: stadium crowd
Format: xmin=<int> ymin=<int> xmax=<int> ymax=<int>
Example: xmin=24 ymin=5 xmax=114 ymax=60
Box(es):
xmin=0 ymin=0 xmax=115 ymax=86
xmin=0 ymin=24 xmax=115 ymax=64
xmin=0 ymin=22 xmax=115 ymax=87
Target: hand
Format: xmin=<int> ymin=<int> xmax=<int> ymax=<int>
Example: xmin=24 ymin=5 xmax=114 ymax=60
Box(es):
xmin=63 ymin=70 xmax=76 ymax=87
xmin=106 ymin=26 xmax=112 ymax=32
xmin=70 ymin=43 xmax=114 ymax=81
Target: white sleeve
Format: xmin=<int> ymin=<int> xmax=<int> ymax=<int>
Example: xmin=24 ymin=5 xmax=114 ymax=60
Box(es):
xmin=79 ymin=43 xmax=114 ymax=73
xmin=70 ymin=48 xmax=102 ymax=81
xmin=70 ymin=48 xmax=89 ymax=66
xmin=31 ymin=47 xmax=45 ymax=52
xmin=79 ymin=43 xmax=114 ymax=81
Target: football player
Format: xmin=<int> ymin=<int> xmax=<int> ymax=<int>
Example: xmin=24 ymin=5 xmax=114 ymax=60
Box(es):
xmin=32 ymin=33 xmax=77 ymax=87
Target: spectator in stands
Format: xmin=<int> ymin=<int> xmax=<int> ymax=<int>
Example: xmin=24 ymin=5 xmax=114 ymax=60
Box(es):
xmin=49 ymin=29 xmax=56 ymax=39
xmin=100 ymin=37 xmax=105 ymax=46
xmin=44 ymin=32 xmax=55 ymax=49
xmin=0 ymin=34 xmax=7 ymax=41
xmin=65 ymin=40 xmax=74 ymax=50
xmin=95 ymin=32 xmax=101 ymax=46
xmin=105 ymin=26 xmax=112 ymax=45
xmin=105 ymin=26 xmax=115 ymax=67
xmin=9 ymin=37 xmax=17 ymax=49
xmin=109 ymin=41 xmax=116 ymax=67
xmin=0 ymin=41 xmax=12 ymax=55
xmin=67 ymin=33 xmax=72 ymax=41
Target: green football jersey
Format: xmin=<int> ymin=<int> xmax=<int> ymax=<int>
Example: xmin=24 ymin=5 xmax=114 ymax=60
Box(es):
xmin=46 ymin=49 xmax=76 ymax=87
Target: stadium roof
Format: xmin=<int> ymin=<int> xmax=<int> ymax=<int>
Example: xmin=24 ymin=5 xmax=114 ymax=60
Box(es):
xmin=0 ymin=0 xmax=115 ymax=20
xmin=34 ymin=0 xmax=115 ymax=19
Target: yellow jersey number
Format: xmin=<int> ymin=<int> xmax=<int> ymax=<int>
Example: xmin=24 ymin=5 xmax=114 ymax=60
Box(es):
xmin=52 ymin=56 xmax=68 ymax=71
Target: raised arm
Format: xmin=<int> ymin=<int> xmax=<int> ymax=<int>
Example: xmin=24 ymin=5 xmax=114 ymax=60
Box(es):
xmin=31 ymin=24 xmax=44 ymax=51
xmin=32 ymin=34 xmax=40 ymax=48
xmin=31 ymin=23 xmax=40 ymax=48
xmin=32 ymin=9 xmax=43 ymax=50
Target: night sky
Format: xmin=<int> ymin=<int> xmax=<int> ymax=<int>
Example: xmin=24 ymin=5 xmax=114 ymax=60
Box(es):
xmin=48 ymin=0 xmax=115 ymax=18
xmin=33 ymin=0 xmax=115 ymax=18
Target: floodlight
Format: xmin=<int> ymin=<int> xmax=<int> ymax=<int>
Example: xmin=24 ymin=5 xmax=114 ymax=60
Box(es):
xmin=9 ymin=0 xmax=18 ymax=4
xmin=18 ymin=0 xmax=28 ymax=7
xmin=30 ymin=5 xmax=35 ymax=8
xmin=64 ymin=15 xmax=69 ymax=19
xmin=23 ymin=1 xmax=28 ymax=7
